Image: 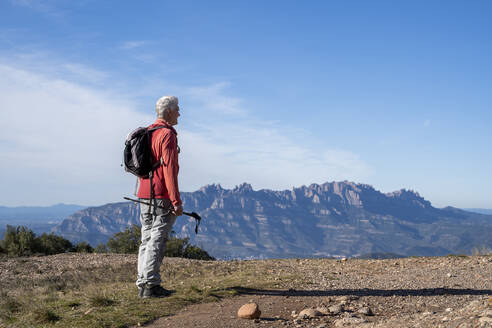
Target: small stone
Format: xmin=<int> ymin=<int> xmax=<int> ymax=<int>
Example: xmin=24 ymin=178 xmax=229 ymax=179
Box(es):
xmin=84 ymin=308 xmax=93 ymax=315
xmin=316 ymin=324 xmax=328 ymax=328
xmin=479 ymin=316 xmax=492 ymax=324
xmin=358 ymin=307 xmax=373 ymax=316
xmin=467 ymin=300 xmax=481 ymax=309
xmin=298 ymin=308 xmax=322 ymax=319
xmin=316 ymin=306 xmax=330 ymax=315
xmin=334 ymin=317 xmax=366 ymax=326
xmin=329 ymin=304 xmax=344 ymax=315
xmin=445 ymin=308 xmax=453 ymax=312
xmin=447 ymin=273 xmax=452 ymax=278
xmin=237 ymin=303 xmax=261 ymax=319
xmin=291 ymin=310 xmax=298 ymax=317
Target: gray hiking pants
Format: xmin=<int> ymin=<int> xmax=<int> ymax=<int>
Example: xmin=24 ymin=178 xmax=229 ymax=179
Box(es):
xmin=136 ymin=198 xmax=176 ymax=288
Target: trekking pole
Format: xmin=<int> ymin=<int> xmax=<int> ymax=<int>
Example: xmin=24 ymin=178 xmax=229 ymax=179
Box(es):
xmin=123 ymin=197 xmax=201 ymax=234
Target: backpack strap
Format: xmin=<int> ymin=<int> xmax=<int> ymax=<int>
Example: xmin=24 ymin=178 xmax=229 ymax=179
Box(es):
xmin=146 ymin=125 xmax=171 ymax=216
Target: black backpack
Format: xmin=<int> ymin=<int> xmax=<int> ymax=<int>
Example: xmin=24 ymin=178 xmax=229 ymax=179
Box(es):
xmin=123 ymin=126 xmax=168 ymax=178
xmin=123 ymin=126 xmax=170 ymax=214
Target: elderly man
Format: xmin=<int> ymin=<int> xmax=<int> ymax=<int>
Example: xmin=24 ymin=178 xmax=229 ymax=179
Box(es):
xmin=136 ymin=95 xmax=183 ymax=298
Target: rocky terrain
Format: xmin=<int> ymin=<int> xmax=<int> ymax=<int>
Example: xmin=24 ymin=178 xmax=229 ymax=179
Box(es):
xmin=1 ymin=254 xmax=490 ymax=328
xmin=52 ymin=181 xmax=492 ymax=258
xmin=141 ymin=255 xmax=492 ymax=328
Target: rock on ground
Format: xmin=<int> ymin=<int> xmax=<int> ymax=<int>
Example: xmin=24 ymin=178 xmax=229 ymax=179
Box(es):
xmin=132 ymin=255 xmax=492 ymax=328
xmin=237 ymin=302 xmax=261 ymax=319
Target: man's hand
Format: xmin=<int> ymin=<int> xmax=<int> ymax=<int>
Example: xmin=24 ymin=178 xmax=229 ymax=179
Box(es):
xmin=173 ymin=204 xmax=183 ymax=216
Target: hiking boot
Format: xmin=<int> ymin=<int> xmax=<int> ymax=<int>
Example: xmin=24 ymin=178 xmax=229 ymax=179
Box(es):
xmin=142 ymin=285 xmax=173 ymax=298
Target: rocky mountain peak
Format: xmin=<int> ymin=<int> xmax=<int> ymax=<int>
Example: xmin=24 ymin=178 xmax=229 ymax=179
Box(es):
xmin=233 ymin=183 xmax=254 ymax=193
xmin=385 ymin=189 xmax=431 ymax=208
xmin=199 ymin=183 xmax=224 ymax=194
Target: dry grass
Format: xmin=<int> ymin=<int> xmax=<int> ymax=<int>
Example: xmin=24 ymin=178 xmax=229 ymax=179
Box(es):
xmin=0 ymin=254 xmax=296 ymax=328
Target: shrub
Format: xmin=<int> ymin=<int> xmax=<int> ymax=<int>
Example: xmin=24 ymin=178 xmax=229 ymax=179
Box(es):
xmin=165 ymin=237 xmax=215 ymax=261
xmin=1 ymin=226 xmax=75 ymax=257
xmin=75 ymin=241 xmax=93 ymax=253
xmin=105 ymin=225 xmax=214 ymax=260
xmin=94 ymin=243 xmax=108 ymax=253
xmin=183 ymin=244 xmax=215 ymax=261
xmin=164 ymin=237 xmax=187 ymax=258
xmin=1 ymin=225 xmax=38 ymax=256
xmin=36 ymin=232 xmax=74 ymax=255
xmin=107 ymin=225 xmax=141 ymax=254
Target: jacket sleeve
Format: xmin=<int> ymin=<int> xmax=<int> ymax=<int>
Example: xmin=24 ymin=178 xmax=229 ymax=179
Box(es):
xmin=161 ymin=131 xmax=182 ymax=207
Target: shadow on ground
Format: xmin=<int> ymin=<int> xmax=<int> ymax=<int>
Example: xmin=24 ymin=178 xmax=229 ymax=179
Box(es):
xmin=229 ymin=286 xmax=492 ymax=297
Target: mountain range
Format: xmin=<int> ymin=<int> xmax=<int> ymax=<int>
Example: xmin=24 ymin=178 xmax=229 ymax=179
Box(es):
xmin=0 ymin=203 xmax=87 ymax=240
xmin=50 ymin=181 xmax=492 ymax=259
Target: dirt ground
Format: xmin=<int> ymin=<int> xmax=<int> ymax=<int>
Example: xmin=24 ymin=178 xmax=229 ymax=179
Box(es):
xmin=141 ymin=256 xmax=492 ymax=328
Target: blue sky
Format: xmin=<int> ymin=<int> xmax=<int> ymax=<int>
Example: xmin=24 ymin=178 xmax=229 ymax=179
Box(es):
xmin=0 ymin=0 xmax=491 ymax=208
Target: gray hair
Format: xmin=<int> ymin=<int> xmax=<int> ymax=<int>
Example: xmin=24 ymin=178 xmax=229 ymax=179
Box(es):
xmin=155 ymin=96 xmax=179 ymax=118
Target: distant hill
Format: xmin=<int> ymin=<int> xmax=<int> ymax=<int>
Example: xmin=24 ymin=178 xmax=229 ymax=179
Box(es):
xmin=51 ymin=181 xmax=492 ymax=259
xmin=0 ymin=203 xmax=86 ymax=222
xmin=464 ymin=208 xmax=492 ymax=215
xmin=0 ymin=203 xmax=86 ymax=240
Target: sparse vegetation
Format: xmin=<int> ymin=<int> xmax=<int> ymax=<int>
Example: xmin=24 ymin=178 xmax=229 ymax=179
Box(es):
xmin=75 ymin=241 xmax=94 ymax=253
xmin=89 ymin=295 xmax=116 ymax=307
xmin=106 ymin=224 xmax=141 ymax=254
xmin=94 ymin=243 xmax=108 ymax=253
xmin=107 ymin=224 xmax=215 ymax=260
xmin=1 ymin=224 xmax=214 ymax=261
xmin=0 ymin=253 xmax=293 ymax=327
xmin=165 ymin=236 xmax=215 ymax=260
xmin=0 ymin=225 xmax=75 ymax=256
xmin=32 ymin=307 xmax=60 ymax=324
xmin=37 ymin=231 xmax=74 ymax=255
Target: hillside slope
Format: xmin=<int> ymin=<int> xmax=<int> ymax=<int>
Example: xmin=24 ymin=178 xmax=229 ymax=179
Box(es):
xmin=0 ymin=254 xmax=490 ymax=328
xmin=52 ymin=181 xmax=492 ymax=258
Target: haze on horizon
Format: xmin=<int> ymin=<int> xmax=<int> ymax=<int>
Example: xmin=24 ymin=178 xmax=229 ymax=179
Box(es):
xmin=0 ymin=1 xmax=491 ymax=209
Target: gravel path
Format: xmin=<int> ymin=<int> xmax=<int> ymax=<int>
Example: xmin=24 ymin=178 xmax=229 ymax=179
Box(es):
xmin=143 ymin=256 xmax=492 ymax=328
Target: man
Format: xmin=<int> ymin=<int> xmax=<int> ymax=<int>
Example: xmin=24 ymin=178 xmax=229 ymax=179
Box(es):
xmin=136 ymin=95 xmax=183 ymax=298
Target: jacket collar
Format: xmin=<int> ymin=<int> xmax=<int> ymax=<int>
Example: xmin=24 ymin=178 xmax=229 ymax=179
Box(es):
xmin=151 ymin=118 xmax=177 ymax=135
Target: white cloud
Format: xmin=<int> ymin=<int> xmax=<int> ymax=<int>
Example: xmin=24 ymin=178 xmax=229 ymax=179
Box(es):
xmin=120 ymin=41 xmax=148 ymax=50
xmin=0 ymin=59 xmax=370 ymax=206
xmin=185 ymin=82 xmax=246 ymax=115
xmin=62 ymin=63 xmax=108 ymax=84
xmin=179 ymin=120 xmax=369 ymax=192
xmin=0 ymin=63 xmax=151 ymax=206
xmin=177 ymin=83 xmax=370 ymax=191
xmin=10 ymin=0 xmax=68 ymax=19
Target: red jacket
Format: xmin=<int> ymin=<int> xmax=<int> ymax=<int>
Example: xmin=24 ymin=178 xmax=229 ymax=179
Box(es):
xmin=137 ymin=119 xmax=182 ymax=206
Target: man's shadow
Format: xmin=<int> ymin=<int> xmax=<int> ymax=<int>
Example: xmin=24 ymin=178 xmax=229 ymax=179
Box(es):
xmin=227 ymin=286 xmax=492 ymax=297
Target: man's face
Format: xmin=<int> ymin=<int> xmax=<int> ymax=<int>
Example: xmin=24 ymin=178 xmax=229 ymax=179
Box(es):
xmin=168 ymin=106 xmax=180 ymax=126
